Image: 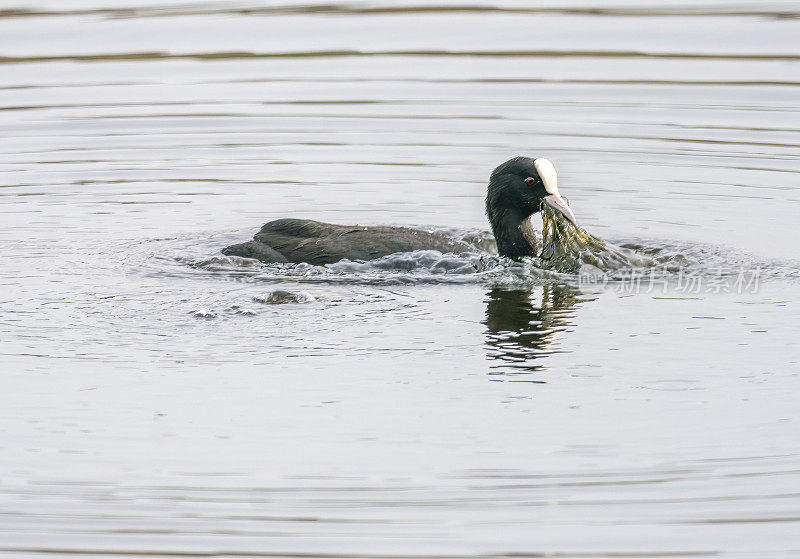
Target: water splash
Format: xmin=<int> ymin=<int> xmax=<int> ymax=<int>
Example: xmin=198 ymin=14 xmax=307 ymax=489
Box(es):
xmin=133 ymin=224 xmax=798 ymax=291
xmin=253 ymin=290 xmax=316 ymax=304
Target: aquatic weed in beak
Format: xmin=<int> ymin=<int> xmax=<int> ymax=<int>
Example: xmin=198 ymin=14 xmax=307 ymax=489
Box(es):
xmin=539 ymin=201 xmax=644 ymax=273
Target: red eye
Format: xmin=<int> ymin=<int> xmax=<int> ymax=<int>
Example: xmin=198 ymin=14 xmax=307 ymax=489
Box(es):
xmin=525 ymin=177 xmax=536 ymax=186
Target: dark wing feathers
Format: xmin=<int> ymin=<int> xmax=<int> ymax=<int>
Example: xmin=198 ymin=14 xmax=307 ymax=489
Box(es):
xmin=224 ymin=219 xmax=476 ymax=265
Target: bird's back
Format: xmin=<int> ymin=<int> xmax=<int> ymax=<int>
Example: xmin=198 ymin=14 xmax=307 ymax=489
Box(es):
xmin=223 ymin=219 xmax=476 ymax=265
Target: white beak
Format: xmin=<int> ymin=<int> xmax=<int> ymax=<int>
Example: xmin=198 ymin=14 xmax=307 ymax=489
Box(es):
xmin=543 ymin=193 xmax=578 ymax=228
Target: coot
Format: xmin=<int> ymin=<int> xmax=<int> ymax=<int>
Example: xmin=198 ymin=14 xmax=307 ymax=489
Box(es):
xmin=222 ymin=156 xmax=578 ymax=265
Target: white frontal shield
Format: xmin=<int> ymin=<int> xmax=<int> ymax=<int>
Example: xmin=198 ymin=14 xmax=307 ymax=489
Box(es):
xmin=534 ymin=158 xmax=578 ymax=227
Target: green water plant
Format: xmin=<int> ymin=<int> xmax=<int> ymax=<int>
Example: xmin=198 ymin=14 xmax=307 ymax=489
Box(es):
xmin=539 ymin=200 xmax=650 ymax=273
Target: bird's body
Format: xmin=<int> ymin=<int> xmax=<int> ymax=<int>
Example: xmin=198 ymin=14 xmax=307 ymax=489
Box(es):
xmin=222 ymin=157 xmax=578 ymax=265
xmin=223 ymin=218 xmax=477 ymax=265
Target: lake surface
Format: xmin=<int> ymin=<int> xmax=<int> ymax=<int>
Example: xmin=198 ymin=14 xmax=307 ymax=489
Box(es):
xmin=1 ymin=1 xmax=799 ymax=557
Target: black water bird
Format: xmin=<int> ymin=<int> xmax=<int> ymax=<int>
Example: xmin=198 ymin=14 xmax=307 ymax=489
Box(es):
xmin=222 ymin=157 xmax=578 ymax=265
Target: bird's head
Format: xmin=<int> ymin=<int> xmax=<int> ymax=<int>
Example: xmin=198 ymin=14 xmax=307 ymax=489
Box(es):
xmin=486 ymin=156 xmax=578 ymax=228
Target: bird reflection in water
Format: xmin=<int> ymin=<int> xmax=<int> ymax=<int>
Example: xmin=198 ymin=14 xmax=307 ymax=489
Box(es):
xmin=483 ymin=284 xmax=587 ymax=382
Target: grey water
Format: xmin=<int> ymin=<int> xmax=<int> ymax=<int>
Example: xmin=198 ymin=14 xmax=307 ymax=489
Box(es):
xmin=2 ymin=1 xmax=800 ymax=557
